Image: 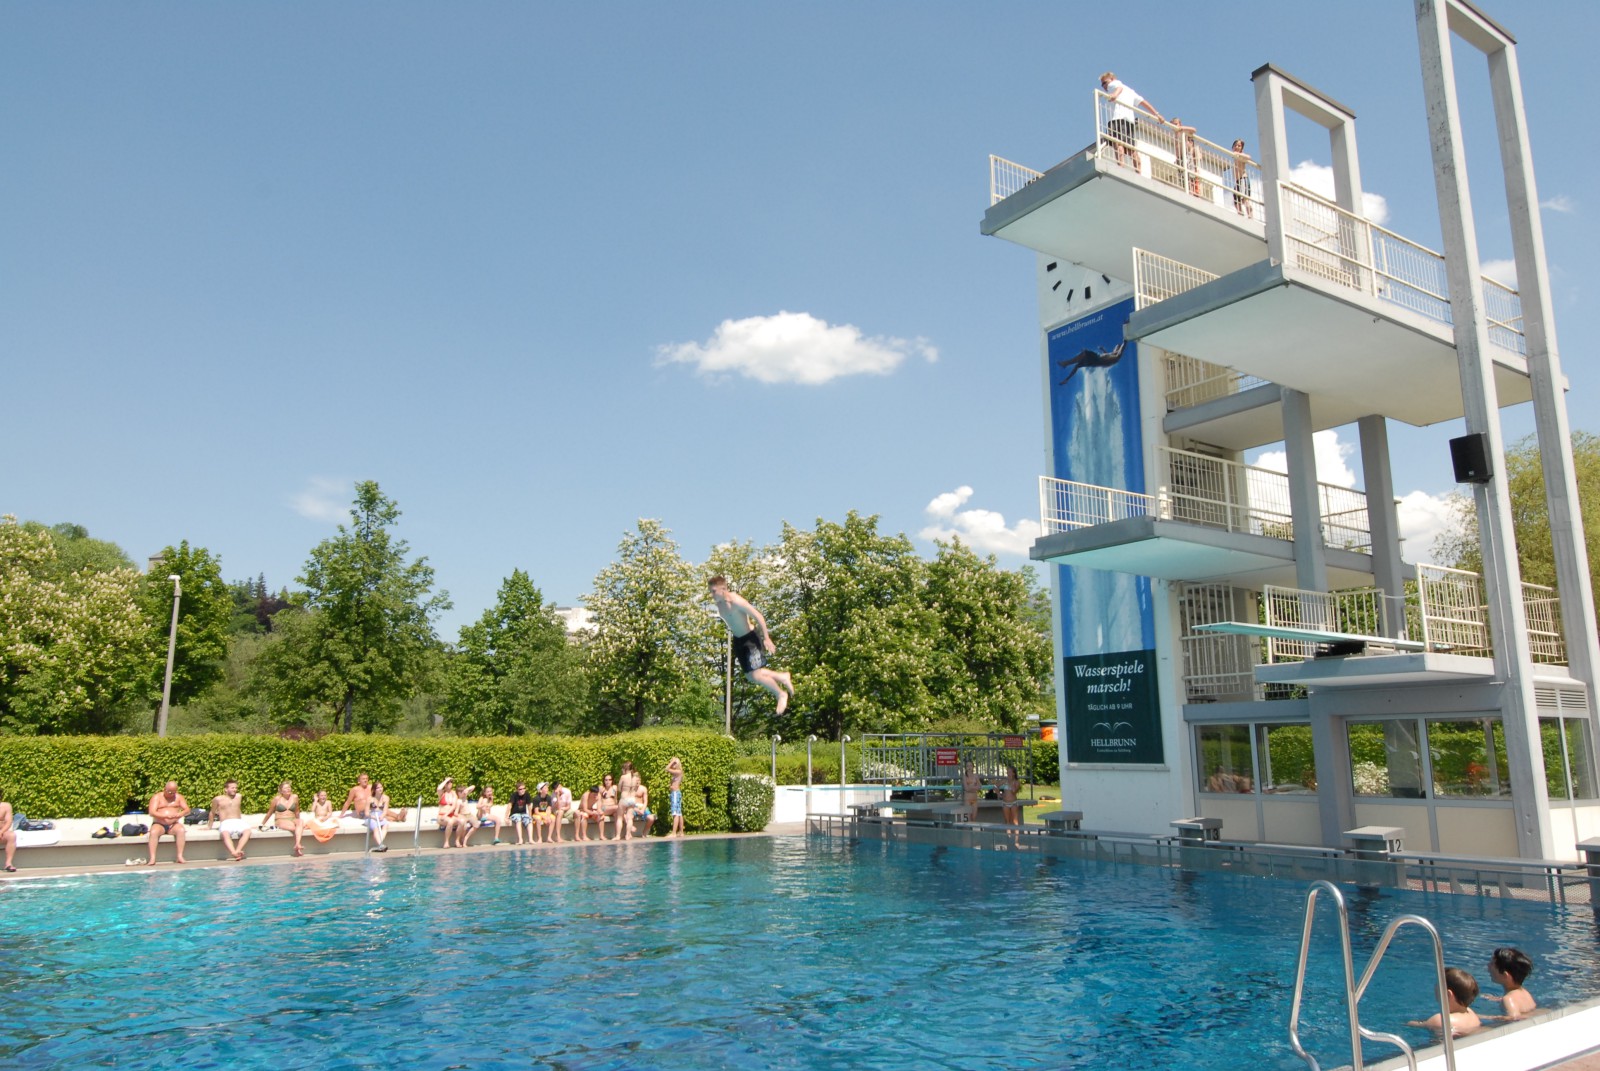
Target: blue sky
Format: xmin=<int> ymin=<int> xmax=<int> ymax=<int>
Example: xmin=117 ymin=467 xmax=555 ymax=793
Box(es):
xmin=4 ymin=2 xmax=1595 ymax=638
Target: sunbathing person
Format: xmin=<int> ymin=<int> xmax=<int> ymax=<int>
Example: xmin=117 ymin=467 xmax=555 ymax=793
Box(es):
xmin=552 ymin=781 xmax=576 ymax=842
xmin=597 ymin=774 xmax=619 ymax=842
xmin=339 ymin=773 xmax=374 ymax=820
xmin=366 ymin=790 xmax=391 ymax=853
xmin=575 ymin=784 xmax=602 ymax=842
xmin=208 ymin=778 xmax=253 ymax=861
xmin=0 ymin=793 xmax=16 ymax=872
xmin=436 ymin=778 xmax=473 ymax=848
xmin=146 ymin=780 xmax=191 ymax=865
xmin=261 ymin=780 xmax=306 ymax=856
xmin=531 ymin=783 xmax=557 ymax=845
xmin=476 ymin=786 xmax=507 ymax=845
xmin=374 ymin=782 xmax=408 ymax=822
xmin=303 ymin=791 xmax=341 ymax=844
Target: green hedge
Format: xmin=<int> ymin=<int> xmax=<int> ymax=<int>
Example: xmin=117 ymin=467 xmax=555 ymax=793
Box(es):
xmin=0 ymin=730 xmax=736 ymax=832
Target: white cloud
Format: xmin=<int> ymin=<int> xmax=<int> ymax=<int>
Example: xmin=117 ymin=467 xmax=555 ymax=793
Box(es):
xmin=1397 ymin=489 xmax=1461 ymax=561
xmin=1541 ymin=194 xmax=1575 ymax=214
xmin=289 ymin=477 xmax=351 ymax=524
xmin=1252 ymin=429 xmax=1359 ymax=487
xmin=657 ymin=311 xmax=937 ymax=386
xmin=1287 ymin=160 xmax=1389 ymax=225
xmin=1480 ymin=258 xmax=1518 ymax=287
xmin=919 ymin=486 xmax=1042 ymax=557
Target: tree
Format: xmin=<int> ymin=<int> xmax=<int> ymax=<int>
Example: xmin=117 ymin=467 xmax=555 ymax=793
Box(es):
xmin=249 ymin=482 xmax=449 ymax=732
xmin=29 ymin=521 xmax=135 ymax=578
xmin=771 ymin=512 xmax=940 ymax=740
xmin=0 ymin=516 xmax=154 ymax=734
xmin=442 ymin=569 xmax=588 ymax=735
xmin=583 ymin=519 xmax=716 ymax=731
xmin=139 ymin=540 xmax=233 ymax=710
xmin=923 ymin=540 xmax=1054 ymax=731
xmin=1435 ymin=431 xmax=1600 ymax=607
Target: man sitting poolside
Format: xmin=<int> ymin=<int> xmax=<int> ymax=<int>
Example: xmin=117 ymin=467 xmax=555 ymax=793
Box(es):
xmin=146 ymin=780 xmax=190 ymax=865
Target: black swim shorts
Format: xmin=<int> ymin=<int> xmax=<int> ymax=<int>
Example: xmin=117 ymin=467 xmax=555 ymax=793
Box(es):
xmin=733 ymin=630 xmax=768 ymax=674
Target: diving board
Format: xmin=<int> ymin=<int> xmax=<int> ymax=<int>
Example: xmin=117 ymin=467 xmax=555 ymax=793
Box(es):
xmin=1193 ymin=621 xmax=1427 ymax=651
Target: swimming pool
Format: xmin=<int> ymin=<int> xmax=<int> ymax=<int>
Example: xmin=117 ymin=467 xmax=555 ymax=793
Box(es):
xmin=2 ymin=836 xmax=1597 ymax=1070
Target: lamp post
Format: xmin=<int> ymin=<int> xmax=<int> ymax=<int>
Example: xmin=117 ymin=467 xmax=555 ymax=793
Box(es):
xmin=156 ymin=574 xmax=181 ymax=737
xmin=806 ymin=734 xmax=817 ymax=788
xmin=770 ymin=734 xmax=782 ymax=782
xmin=840 ymin=734 xmax=851 ymax=788
xmin=725 ymin=633 xmax=733 ymax=736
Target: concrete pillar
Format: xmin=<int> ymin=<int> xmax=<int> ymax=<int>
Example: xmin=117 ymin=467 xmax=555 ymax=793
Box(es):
xmin=1358 ymin=415 xmax=1408 ymax=633
xmin=1415 ymin=0 xmax=1555 ymax=860
xmin=1282 ymin=388 xmax=1329 ymax=593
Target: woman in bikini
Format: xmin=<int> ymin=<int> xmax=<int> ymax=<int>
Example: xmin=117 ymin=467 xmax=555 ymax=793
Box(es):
xmin=374 ymin=781 xmax=408 ymax=823
xmin=476 ymin=786 xmax=507 ymax=845
xmin=436 ymin=778 xmax=473 ymax=848
xmin=597 ymin=774 xmax=619 ymax=842
xmin=616 ymin=762 xmax=640 ymax=841
xmin=261 ymin=780 xmax=306 ymax=856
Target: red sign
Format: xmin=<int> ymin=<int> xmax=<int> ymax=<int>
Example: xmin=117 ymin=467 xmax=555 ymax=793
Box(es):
xmin=1003 ymin=735 xmax=1025 ymax=749
xmin=934 ymin=747 xmax=960 ymax=766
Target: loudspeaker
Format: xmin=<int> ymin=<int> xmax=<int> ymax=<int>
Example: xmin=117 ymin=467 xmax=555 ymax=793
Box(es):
xmin=1449 ymin=433 xmax=1493 ymax=484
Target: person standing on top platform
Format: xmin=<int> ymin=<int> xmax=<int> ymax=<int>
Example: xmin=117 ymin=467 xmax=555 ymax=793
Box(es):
xmin=1099 ymin=71 xmax=1164 ymax=172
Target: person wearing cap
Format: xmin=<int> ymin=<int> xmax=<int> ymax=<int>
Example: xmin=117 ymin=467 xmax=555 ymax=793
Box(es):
xmin=531 ymin=782 xmax=557 ymax=844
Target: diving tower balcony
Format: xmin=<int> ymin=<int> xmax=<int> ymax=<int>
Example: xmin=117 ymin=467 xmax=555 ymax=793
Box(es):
xmin=1030 ymin=447 xmax=1378 ymax=588
xmin=1125 ymin=183 xmax=1540 ymax=430
xmin=982 ymin=97 xmax=1269 ymax=281
xmin=1188 ymin=571 xmax=1568 ymax=692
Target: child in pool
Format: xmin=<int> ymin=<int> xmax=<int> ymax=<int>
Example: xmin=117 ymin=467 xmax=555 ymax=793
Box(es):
xmin=1484 ymin=947 xmax=1537 ymax=1021
xmin=1408 ymin=967 xmax=1481 ymax=1037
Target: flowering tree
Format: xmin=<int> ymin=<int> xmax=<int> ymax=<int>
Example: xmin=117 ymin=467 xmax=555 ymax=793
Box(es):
xmin=0 ymin=516 xmax=154 ymax=733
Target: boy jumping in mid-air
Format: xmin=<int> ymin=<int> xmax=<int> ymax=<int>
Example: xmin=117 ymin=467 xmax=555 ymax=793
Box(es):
xmin=708 ymin=575 xmax=794 ymax=714
xmin=1484 ymin=947 xmax=1538 ymax=1021
xmin=1408 ymin=967 xmax=1482 ymax=1037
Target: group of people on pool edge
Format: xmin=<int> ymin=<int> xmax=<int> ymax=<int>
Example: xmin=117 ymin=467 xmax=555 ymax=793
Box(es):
xmin=0 ymin=756 xmax=691 ymax=869
xmin=1407 ymin=947 xmax=1540 ymax=1036
xmin=435 ymin=756 xmax=687 ymax=848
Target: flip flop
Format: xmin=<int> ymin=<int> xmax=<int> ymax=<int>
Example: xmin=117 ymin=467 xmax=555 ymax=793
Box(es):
xmin=3 ymin=865 xmax=16 ymax=873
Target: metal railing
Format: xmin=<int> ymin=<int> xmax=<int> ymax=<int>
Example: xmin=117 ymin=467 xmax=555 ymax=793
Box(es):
xmin=1178 ymin=581 xmax=1263 ymax=702
xmin=989 ymin=154 xmax=1044 ymax=205
xmin=856 ymin=733 xmax=1030 ymax=786
xmin=1415 ymin=563 xmax=1491 ymax=656
xmin=1094 ymin=91 xmax=1265 ymax=219
xmin=1134 ymin=247 xmax=1218 ymax=308
xmin=1262 ymin=585 xmax=1395 ymax=664
xmin=1287 ymin=880 xmax=1454 ymax=1071
xmin=1523 ymin=583 xmax=1565 ymax=663
xmin=1278 ymin=181 xmax=1526 ymax=355
xmin=1039 ymin=447 xmax=1371 ymax=550
xmin=1164 ymin=351 xmax=1269 ymax=411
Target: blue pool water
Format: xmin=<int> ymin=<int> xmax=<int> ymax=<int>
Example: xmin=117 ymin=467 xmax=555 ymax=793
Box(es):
xmin=2 ymin=836 xmax=1599 ymax=1070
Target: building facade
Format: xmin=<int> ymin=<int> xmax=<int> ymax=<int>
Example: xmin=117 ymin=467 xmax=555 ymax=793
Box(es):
xmin=982 ymin=0 xmax=1599 ymax=861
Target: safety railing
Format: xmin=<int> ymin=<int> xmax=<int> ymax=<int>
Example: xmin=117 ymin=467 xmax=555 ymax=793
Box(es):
xmin=1262 ymin=584 xmax=1395 ymax=664
xmin=1094 ymin=91 xmax=1264 ymax=219
xmin=1524 ymin=583 xmax=1565 ymax=663
xmin=1038 ymin=447 xmax=1371 ymax=550
xmin=1134 ymin=247 xmax=1218 ymax=308
xmin=1415 ymin=563 xmax=1491 ymax=656
xmin=989 ymin=154 xmax=1045 ymax=205
xmin=1177 ymin=581 xmax=1264 ymax=702
xmin=1163 ymin=351 xmax=1270 ymax=411
xmin=856 ymin=733 xmax=1030 ymax=785
xmin=1278 ymin=182 xmax=1527 ymax=355
xmin=1287 ymin=880 xmax=1455 ymax=1071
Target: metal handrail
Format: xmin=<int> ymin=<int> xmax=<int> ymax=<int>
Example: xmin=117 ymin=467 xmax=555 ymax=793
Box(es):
xmin=412 ymin=795 xmax=424 ymax=853
xmin=1287 ymin=880 xmax=1456 ymax=1071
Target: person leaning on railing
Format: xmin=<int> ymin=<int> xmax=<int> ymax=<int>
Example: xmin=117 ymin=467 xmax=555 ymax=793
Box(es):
xmin=1099 ymin=71 xmax=1163 ymax=171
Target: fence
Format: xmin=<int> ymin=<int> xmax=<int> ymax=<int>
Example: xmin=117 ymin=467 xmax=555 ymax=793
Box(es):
xmin=988 ymin=154 xmax=1044 ymax=206
xmin=855 ymin=733 xmax=1032 ymax=786
xmin=1133 ymin=247 xmax=1217 ymax=309
xmin=1163 ymin=351 xmax=1269 ymax=411
xmin=1094 ymin=91 xmax=1264 ymax=219
xmin=1261 ymin=584 xmax=1394 ymax=664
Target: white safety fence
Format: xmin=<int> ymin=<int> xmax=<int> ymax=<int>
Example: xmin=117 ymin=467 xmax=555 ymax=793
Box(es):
xmin=1261 ymin=584 xmax=1394 ymax=664
xmin=989 ymin=154 xmax=1044 ymax=206
xmin=1038 ymin=446 xmax=1370 ymax=548
xmin=1133 ymin=247 xmax=1218 ymax=309
xmin=1094 ymin=91 xmax=1264 ymax=220
xmin=1163 ymin=351 xmax=1269 ymax=411
xmin=1278 ymin=182 xmax=1527 ymax=355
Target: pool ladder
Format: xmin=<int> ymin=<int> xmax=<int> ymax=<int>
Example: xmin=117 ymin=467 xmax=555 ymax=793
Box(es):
xmin=1288 ymin=879 xmax=1457 ymax=1071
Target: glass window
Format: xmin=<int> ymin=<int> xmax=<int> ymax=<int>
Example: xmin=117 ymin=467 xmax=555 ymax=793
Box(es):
xmin=1427 ymin=718 xmax=1509 ymax=798
xmin=1542 ymin=719 xmax=1570 ymax=800
xmin=1197 ymin=724 xmax=1254 ymax=793
xmin=1257 ymin=723 xmax=1316 ymax=793
xmin=1348 ymin=720 xmax=1424 ymax=798
xmin=1567 ymin=720 xmax=1599 ymax=800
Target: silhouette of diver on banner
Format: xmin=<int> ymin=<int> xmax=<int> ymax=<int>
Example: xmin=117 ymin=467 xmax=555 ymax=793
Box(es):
xmin=1057 ymin=340 xmax=1127 ymax=385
